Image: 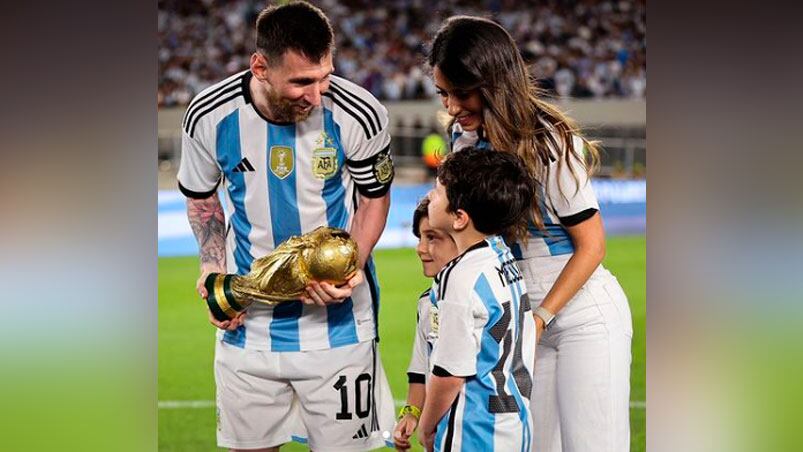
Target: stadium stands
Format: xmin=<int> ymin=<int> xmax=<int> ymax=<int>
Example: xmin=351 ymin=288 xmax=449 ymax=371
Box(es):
xmin=158 ymin=0 xmax=646 ymax=106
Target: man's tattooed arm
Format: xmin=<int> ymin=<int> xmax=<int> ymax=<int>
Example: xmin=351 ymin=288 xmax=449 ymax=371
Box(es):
xmin=187 ymin=194 xmax=226 ymax=271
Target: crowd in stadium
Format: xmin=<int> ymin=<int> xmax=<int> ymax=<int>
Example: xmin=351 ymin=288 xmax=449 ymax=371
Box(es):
xmin=158 ymin=0 xmax=646 ymax=107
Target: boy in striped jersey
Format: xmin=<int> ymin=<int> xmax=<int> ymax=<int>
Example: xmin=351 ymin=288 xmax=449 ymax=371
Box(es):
xmin=177 ymin=2 xmax=395 ymax=451
xmin=417 ymin=147 xmax=537 ymax=452
xmin=393 ymin=198 xmax=459 ymax=450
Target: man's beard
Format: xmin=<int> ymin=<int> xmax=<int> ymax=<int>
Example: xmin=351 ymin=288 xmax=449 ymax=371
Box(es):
xmin=265 ymin=89 xmax=313 ymax=123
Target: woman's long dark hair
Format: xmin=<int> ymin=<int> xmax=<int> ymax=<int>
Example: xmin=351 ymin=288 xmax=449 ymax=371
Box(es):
xmin=428 ymin=15 xmax=600 ymax=237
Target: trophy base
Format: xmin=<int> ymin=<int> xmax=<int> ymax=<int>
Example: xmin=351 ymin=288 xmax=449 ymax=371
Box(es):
xmin=204 ymin=273 xmax=245 ymax=322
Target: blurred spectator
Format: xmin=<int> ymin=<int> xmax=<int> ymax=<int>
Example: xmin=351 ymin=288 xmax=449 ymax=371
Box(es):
xmin=421 ymin=127 xmax=449 ymax=176
xmin=158 ymin=0 xmax=646 ymax=107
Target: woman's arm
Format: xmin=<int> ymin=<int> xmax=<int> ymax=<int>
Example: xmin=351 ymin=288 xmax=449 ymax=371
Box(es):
xmin=535 ymin=212 xmax=606 ymax=340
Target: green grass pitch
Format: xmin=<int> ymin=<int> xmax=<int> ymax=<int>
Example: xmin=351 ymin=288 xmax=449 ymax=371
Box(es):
xmin=159 ymin=235 xmax=645 ymax=451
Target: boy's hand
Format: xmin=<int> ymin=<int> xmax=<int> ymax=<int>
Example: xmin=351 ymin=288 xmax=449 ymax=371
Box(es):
xmin=418 ymin=426 xmax=436 ymax=452
xmin=393 ymin=414 xmax=418 ymax=450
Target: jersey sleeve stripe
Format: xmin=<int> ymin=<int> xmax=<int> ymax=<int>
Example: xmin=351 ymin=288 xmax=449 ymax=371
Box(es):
xmin=407 ymin=372 xmax=426 ymax=384
xmin=330 ymin=80 xmax=382 ymax=131
xmin=559 ymin=207 xmax=598 ymax=226
xmin=322 ymin=92 xmax=371 ymax=139
xmin=178 ymin=180 xmax=219 ymax=199
xmin=347 ymin=166 xmax=373 ymax=174
xmin=329 ymin=82 xmax=381 ymax=134
xmin=436 ymin=259 xmax=459 ymax=301
xmin=350 ymin=173 xmax=376 ymax=182
xmin=325 ymin=87 xmax=379 ymax=137
xmin=344 ymin=144 xmax=391 ymax=167
xmin=186 ymin=90 xmax=243 ymax=137
xmin=182 ymin=78 xmax=242 ymax=130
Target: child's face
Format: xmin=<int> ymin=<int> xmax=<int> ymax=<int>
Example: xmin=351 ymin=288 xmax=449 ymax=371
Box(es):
xmin=426 ymin=180 xmax=453 ymax=232
xmin=416 ymin=217 xmax=458 ymax=278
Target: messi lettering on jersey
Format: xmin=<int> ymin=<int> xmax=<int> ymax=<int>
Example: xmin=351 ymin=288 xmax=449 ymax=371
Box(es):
xmin=495 ymin=256 xmax=523 ymax=287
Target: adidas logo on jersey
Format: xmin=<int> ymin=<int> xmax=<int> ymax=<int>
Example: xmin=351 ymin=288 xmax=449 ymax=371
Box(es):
xmin=352 ymin=423 xmax=369 ymax=439
xmin=232 ymin=157 xmax=255 ymax=173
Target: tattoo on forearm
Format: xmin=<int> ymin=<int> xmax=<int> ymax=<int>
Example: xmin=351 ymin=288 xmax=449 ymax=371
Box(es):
xmin=187 ymin=195 xmax=226 ymax=268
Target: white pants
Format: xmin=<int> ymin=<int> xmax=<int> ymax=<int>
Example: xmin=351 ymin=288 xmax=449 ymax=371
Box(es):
xmin=520 ymin=256 xmax=633 ymax=452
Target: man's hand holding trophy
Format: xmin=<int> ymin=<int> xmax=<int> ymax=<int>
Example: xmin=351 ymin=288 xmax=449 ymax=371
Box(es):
xmin=203 ymin=226 xmax=360 ymax=322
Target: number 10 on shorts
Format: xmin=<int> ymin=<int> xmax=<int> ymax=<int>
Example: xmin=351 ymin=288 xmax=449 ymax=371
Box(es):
xmin=333 ymin=373 xmax=372 ymax=420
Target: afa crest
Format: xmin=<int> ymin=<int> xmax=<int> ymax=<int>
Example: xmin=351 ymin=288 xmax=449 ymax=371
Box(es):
xmin=269 ymin=146 xmax=294 ymax=179
xmin=374 ymin=152 xmax=394 ymax=184
xmin=312 ymin=147 xmax=338 ymax=180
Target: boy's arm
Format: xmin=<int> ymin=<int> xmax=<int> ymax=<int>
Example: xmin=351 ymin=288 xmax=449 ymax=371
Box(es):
xmin=418 ymin=372 xmax=464 ymax=450
xmin=394 ymin=382 xmax=426 ymax=449
xmin=396 ymin=299 xmax=431 ymax=449
xmin=406 ymin=382 xmax=426 ymax=409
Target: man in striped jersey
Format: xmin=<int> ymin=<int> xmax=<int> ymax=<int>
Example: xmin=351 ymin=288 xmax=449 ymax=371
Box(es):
xmin=177 ymin=2 xmax=395 ymax=451
xmin=417 ymin=148 xmax=537 ymax=452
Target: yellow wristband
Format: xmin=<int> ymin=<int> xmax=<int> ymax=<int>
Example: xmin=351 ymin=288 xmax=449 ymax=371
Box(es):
xmin=398 ymin=404 xmax=422 ymax=420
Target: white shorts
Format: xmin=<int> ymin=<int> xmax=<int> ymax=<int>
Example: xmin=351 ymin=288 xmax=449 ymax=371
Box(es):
xmin=214 ymin=339 xmax=396 ymax=451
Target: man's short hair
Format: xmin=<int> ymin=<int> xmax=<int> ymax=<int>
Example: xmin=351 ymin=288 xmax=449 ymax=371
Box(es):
xmin=412 ymin=197 xmax=430 ymax=238
xmin=256 ymin=1 xmax=334 ymax=64
xmin=437 ymin=147 xmax=534 ymax=236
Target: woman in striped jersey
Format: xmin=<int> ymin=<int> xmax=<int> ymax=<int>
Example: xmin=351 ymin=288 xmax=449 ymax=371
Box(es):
xmin=427 ymin=15 xmax=634 ymax=452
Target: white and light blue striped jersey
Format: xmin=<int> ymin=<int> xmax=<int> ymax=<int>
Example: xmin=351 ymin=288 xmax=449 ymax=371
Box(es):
xmin=406 ymin=288 xmax=436 ymax=384
xmin=177 ymin=70 xmax=394 ymax=351
xmin=428 ymin=236 xmax=536 ymax=452
xmin=450 ymin=123 xmax=599 ymax=259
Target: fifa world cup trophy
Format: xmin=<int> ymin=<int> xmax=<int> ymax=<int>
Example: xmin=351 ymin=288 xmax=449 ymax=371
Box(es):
xmin=204 ymin=226 xmax=359 ymax=322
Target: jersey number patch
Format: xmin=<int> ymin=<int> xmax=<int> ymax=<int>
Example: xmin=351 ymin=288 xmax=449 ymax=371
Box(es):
xmin=333 ymin=373 xmax=372 ymax=420
xmin=488 ymin=294 xmax=533 ymax=413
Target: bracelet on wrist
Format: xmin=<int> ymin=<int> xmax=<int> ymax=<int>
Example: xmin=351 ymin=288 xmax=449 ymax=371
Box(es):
xmin=398 ymin=404 xmax=422 ymax=420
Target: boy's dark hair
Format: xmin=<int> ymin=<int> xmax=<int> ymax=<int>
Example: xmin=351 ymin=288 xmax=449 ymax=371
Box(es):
xmin=437 ymin=147 xmax=535 ymax=236
xmin=256 ymin=1 xmax=334 ymax=65
xmin=411 ymin=197 xmax=430 ymax=238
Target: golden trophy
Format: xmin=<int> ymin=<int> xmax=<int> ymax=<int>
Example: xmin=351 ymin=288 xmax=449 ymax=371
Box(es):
xmin=204 ymin=226 xmax=359 ymax=322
